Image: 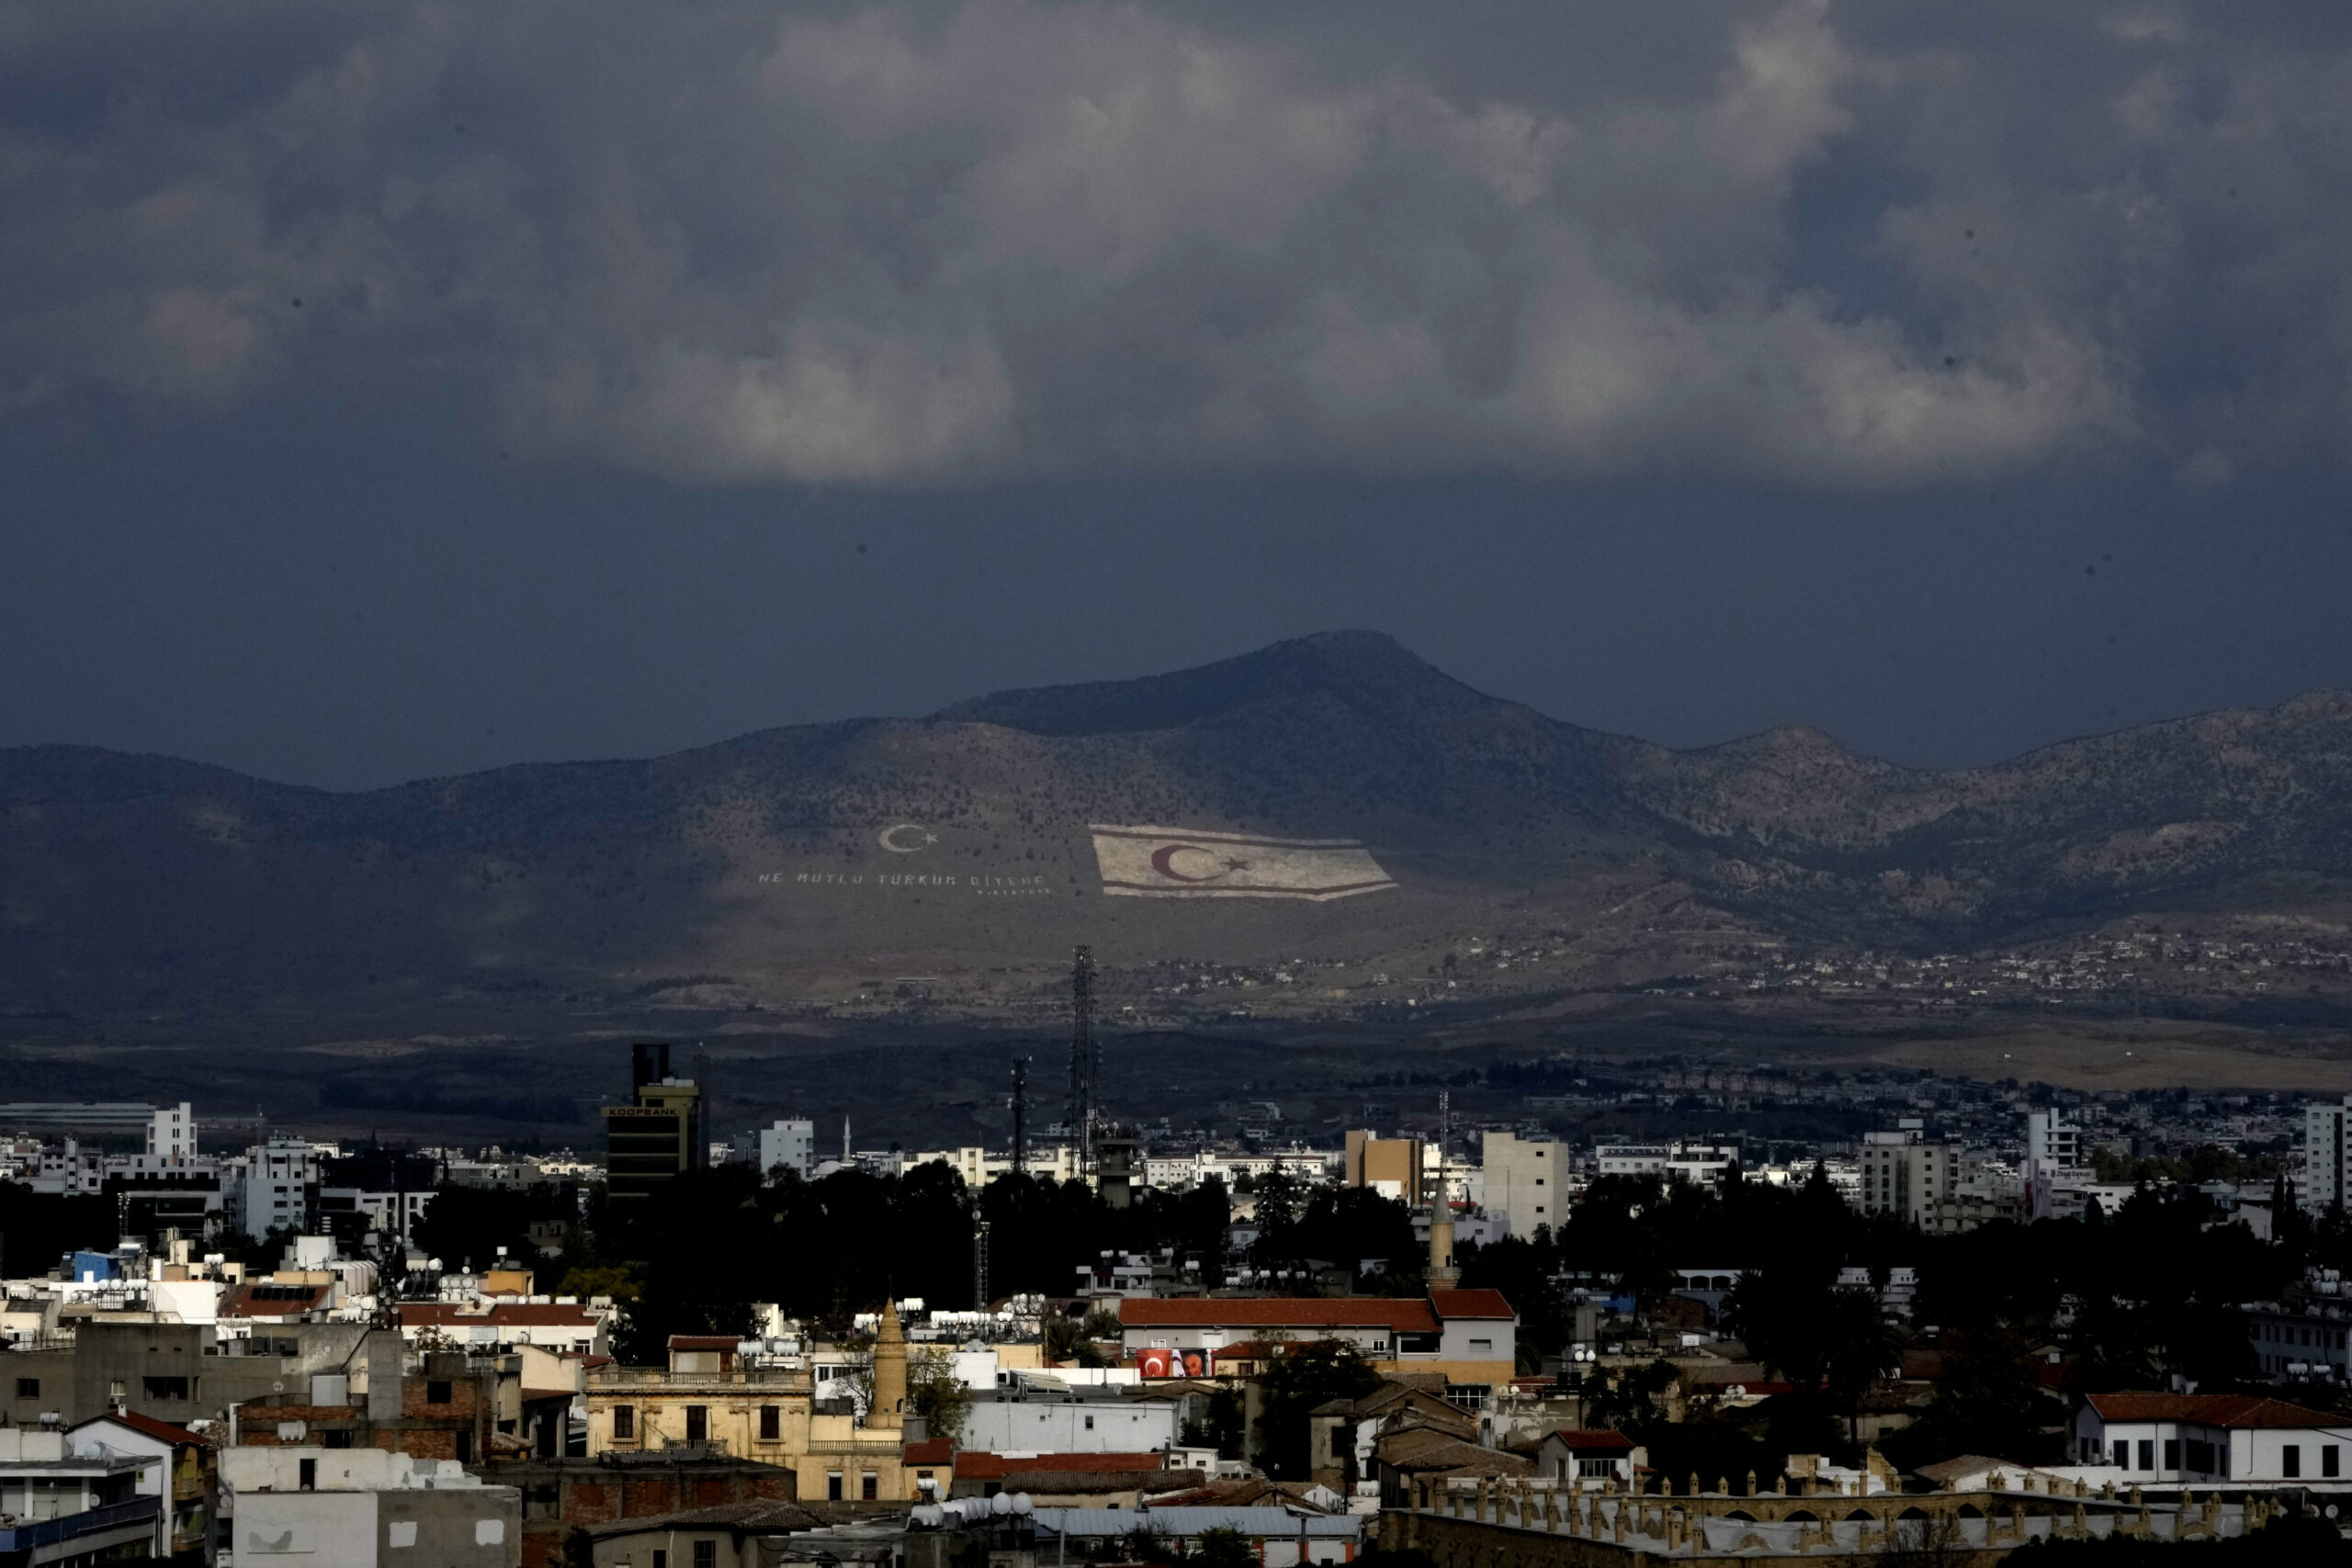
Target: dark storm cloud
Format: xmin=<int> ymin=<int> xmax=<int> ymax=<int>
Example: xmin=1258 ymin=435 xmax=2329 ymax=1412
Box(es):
xmin=5 ymin=0 xmax=2347 ymax=490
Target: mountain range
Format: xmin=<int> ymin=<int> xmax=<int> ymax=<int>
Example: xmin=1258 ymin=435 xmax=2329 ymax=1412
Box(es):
xmin=8 ymin=629 xmax=2352 ymax=1019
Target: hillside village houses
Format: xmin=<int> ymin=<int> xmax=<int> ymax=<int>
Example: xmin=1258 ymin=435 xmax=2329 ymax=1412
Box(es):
xmin=9 ymin=1077 xmax=2352 ymax=1562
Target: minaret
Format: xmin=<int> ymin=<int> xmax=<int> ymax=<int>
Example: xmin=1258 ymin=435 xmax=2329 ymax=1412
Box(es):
xmin=870 ymin=1298 xmax=908 ymax=1430
xmin=1428 ymin=1214 xmax=1460 ymax=1290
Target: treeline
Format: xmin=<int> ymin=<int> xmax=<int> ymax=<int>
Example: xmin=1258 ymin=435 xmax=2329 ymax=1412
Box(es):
xmin=1447 ymin=1167 xmax=2352 ymax=1480
xmin=1464 ymin=1168 xmax=2312 ymax=1383
xmin=555 ymin=1164 xmax=1433 ymax=1362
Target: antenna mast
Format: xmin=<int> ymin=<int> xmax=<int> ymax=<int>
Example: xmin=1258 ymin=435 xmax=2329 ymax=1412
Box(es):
xmin=1435 ymin=1089 xmax=1451 ymax=1210
xmin=1069 ymin=945 xmax=1098 ymax=1175
xmin=973 ymin=1215 xmax=991 ymax=1313
xmin=1010 ymin=1055 xmax=1030 ymax=1177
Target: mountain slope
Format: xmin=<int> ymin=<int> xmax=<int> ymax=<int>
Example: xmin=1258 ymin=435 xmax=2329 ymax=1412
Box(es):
xmin=6 ymin=632 xmax=2352 ymax=1015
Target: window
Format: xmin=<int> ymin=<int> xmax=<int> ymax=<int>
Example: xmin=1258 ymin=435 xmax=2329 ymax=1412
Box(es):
xmin=299 ymin=1459 xmax=317 ymax=1491
xmin=2164 ymin=1439 xmax=2179 ymax=1471
xmin=827 ymin=1472 xmax=843 ymax=1502
xmin=863 ymin=1471 xmax=878 ymax=1501
xmin=685 ymin=1405 xmax=708 ymax=1443
xmin=694 ymin=1543 xmax=718 ymax=1568
xmin=143 ymin=1375 xmax=189 ymax=1401
xmin=425 ymin=1381 xmax=453 ymax=1405
xmin=760 ymin=1404 xmax=781 ymax=1441
xmin=2284 ymin=1444 xmax=2302 ymax=1479
xmin=1084 ymin=1416 xmax=1095 ymax=1431
xmin=455 ymin=1431 xmax=472 ymax=1464
xmin=1468 ymin=1338 xmax=1493 ymax=1353
xmin=13 ymin=1379 xmax=34 ymax=1400
xmin=613 ymin=1405 xmax=635 ymax=1440
xmin=323 ymin=1430 xmax=352 ymax=1450
xmin=2137 ymin=1440 xmax=2153 ymax=1471
xmin=2328 ymin=1446 xmax=2342 ymax=1480
xmin=654 ymin=1552 xmax=668 ymax=1568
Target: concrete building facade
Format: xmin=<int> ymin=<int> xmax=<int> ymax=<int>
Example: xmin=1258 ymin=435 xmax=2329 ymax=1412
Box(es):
xmin=2308 ymin=1097 xmax=2352 ymax=1213
xmin=1479 ymin=1132 xmax=1571 ymax=1241
xmin=220 ymin=1447 xmax=521 ymax=1567
xmin=1859 ymin=1131 xmax=1958 ymax=1227
xmin=1342 ymin=1133 xmax=1424 ymax=1203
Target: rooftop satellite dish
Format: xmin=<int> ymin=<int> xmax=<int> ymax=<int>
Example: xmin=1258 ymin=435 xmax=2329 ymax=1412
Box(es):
xmin=271 ymin=1381 xmax=285 ymax=1393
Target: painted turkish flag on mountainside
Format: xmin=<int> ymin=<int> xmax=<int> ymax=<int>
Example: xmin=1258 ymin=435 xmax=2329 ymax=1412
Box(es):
xmin=1088 ymin=824 xmax=1396 ymax=900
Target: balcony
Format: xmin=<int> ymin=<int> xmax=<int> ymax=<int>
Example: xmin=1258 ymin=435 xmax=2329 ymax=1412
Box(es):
xmin=0 ymin=1494 xmax=161 ymax=1553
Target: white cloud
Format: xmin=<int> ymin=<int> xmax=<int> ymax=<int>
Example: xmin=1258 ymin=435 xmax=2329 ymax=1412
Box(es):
xmin=0 ymin=0 xmax=2346 ymax=488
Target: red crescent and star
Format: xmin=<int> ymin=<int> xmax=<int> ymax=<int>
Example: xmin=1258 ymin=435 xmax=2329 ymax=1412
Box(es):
xmin=1149 ymin=843 xmax=1252 ymax=882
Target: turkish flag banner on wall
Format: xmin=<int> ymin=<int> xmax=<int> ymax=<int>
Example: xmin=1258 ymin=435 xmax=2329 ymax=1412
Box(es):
xmin=1089 ymin=825 xmax=1396 ymax=901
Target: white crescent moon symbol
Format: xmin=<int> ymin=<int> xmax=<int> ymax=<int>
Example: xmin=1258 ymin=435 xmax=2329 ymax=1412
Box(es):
xmin=877 ymin=823 xmax=929 ymax=853
xmin=1150 ymin=843 xmax=1224 ymax=882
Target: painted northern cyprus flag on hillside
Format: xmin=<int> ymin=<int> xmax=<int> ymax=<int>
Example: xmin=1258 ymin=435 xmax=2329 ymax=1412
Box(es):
xmin=1089 ymin=825 xmax=1396 ymax=900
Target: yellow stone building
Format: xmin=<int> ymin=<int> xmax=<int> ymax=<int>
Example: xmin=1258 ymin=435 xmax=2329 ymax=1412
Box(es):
xmin=584 ymin=1305 xmax=940 ymax=1502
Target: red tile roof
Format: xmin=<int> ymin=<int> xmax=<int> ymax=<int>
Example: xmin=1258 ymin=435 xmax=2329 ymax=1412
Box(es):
xmin=2085 ymin=1393 xmax=2347 ymax=1429
xmin=77 ymin=1410 xmax=205 ymax=1448
xmin=955 ymin=1451 xmax=1169 ymax=1479
xmin=1428 ymin=1289 xmax=1515 ymax=1322
xmin=400 ymin=1303 xmax=601 ymax=1328
xmin=1544 ymin=1429 xmax=1635 ymax=1453
xmin=1117 ymin=1299 xmax=1440 ymax=1332
xmin=902 ymin=1438 xmax=955 ymax=1466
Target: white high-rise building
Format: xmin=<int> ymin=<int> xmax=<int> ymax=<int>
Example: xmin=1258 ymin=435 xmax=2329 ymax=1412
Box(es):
xmin=2305 ymin=1099 xmax=2352 ymax=1214
xmin=1859 ymin=1131 xmax=1958 ymax=1227
xmin=142 ymin=1103 xmax=197 ymax=1168
xmin=235 ymin=1138 xmax=321 ymax=1237
xmin=1481 ymin=1131 xmax=1573 ymax=1240
xmin=757 ymin=1119 xmax=816 ymax=1179
xmin=2026 ymin=1109 xmax=2083 ymax=1174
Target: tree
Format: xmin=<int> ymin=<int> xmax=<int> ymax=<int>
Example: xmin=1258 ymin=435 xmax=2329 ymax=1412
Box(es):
xmin=1290 ymin=1187 xmax=1420 ymax=1292
xmin=553 ymin=1263 xmax=640 ymax=1303
xmin=907 ymin=1346 xmax=976 ymax=1443
xmin=1458 ymin=1232 xmax=1567 ymax=1368
xmin=413 ymin=1180 xmax=569 ymax=1272
xmin=1251 ymin=1340 xmax=1380 ymax=1479
xmin=1583 ymin=1358 xmax=1679 ymax=1436
xmin=1183 ymin=1386 xmax=1247 ymax=1460
xmin=1723 ymin=1262 xmax=1839 ymax=1397
xmin=1190 ymin=1529 xmax=1258 ymax=1568
xmin=1882 ymin=1325 xmax=2052 ymax=1470
xmin=1043 ymin=1311 xmax=1107 ymax=1367
xmin=1250 ymin=1168 xmax=1311 ymax=1273
xmin=1820 ymin=1289 xmax=1903 ymax=1446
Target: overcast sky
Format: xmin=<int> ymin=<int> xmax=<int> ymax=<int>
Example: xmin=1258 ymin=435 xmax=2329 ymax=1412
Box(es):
xmin=4 ymin=0 xmax=2350 ymax=789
